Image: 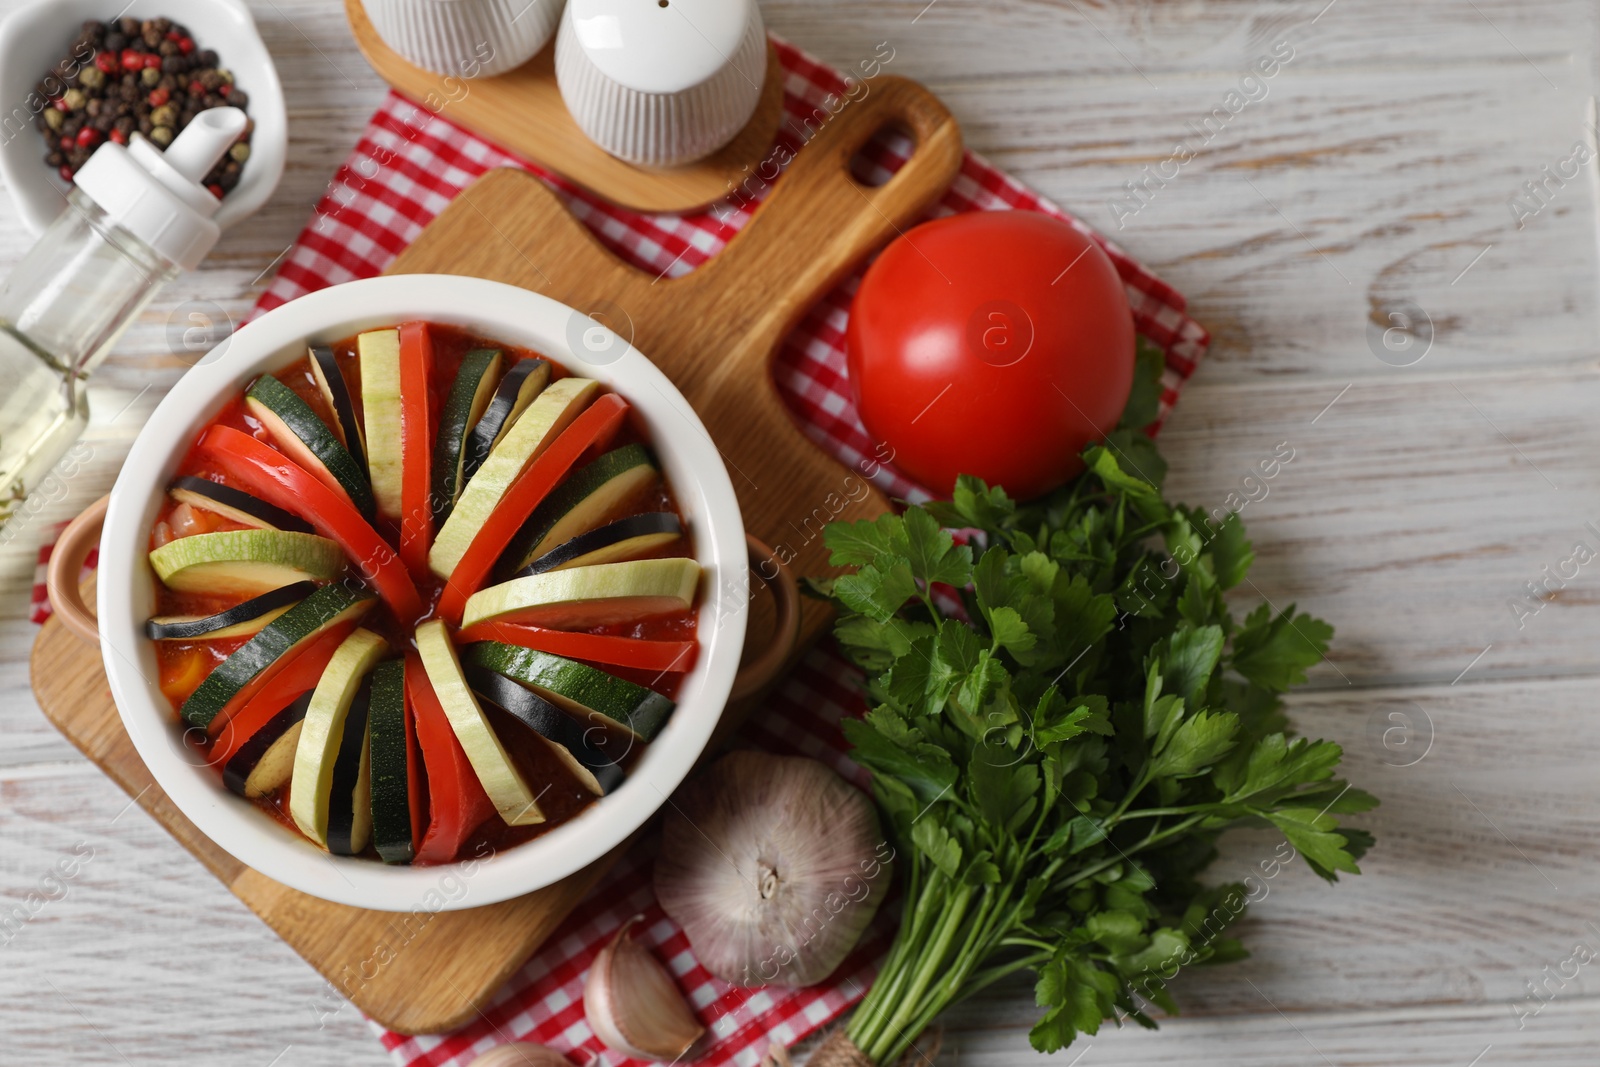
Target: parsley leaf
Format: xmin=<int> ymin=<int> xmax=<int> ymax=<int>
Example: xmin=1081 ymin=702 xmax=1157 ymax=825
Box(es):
xmin=1232 ymin=603 xmax=1335 ymax=691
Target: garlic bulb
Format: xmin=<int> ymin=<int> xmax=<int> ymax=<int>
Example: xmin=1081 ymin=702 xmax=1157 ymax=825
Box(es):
xmin=654 ymin=751 xmax=893 ymax=988
xmin=468 ymin=1045 xmax=575 ymax=1067
xmin=585 ymin=915 xmax=705 ymax=1061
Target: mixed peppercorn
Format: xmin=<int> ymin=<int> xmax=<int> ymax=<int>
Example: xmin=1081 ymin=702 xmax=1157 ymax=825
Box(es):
xmin=35 ymin=17 xmax=252 ymax=197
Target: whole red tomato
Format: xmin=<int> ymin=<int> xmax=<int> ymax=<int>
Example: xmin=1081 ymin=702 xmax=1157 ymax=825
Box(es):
xmin=846 ymin=211 xmax=1135 ymax=500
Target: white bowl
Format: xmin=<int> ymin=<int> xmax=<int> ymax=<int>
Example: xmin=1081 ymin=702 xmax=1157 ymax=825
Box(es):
xmin=0 ymin=0 xmax=286 ymax=235
xmin=97 ymin=275 xmax=747 ymax=911
xmin=363 ymin=0 xmax=563 ymax=79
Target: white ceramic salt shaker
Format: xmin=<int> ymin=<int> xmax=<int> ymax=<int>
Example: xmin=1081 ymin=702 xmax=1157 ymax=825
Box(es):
xmin=555 ymin=0 xmax=767 ymax=167
xmin=363 ymin=0 xmax=563 ymax=78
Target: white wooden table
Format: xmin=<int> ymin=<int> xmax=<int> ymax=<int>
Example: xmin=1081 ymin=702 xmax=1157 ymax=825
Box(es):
xmin=1 ymin=0 xmax=1596 ymax=1063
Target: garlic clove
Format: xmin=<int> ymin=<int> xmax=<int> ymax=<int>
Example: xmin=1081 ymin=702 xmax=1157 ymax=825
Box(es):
xmin=654 ymin=751 xmax=893 ymax=988
xmin=468 ymin=1045 xmax=577 ymax=1067
xmin=585 ymin=915 xmax=706 ymax=1061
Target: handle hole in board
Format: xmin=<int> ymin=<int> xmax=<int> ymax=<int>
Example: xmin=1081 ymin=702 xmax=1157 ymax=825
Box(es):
xmin=848 ymin=119 xmax=918 ymax=188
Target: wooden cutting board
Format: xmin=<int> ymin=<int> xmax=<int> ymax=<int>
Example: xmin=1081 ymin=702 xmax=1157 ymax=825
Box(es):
xmin=29 ymin=75 xmax=962 ymax=1036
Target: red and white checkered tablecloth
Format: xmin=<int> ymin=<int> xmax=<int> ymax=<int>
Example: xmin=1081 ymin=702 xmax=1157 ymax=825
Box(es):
xmin=31 ymin=35 xmax=1207 ymax=1067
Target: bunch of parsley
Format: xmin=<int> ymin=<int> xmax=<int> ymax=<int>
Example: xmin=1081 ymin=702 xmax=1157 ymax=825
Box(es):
xmin=810 ymin=347 xmax=1376 ymax=1063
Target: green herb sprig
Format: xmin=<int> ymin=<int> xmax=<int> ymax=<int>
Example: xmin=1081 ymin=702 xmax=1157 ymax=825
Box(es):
xmin=810 ymin=346 xmax=1376 ymax=1063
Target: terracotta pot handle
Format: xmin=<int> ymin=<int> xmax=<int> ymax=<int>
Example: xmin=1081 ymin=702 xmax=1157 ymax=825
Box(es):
xmin=46 ymin=494 xmax=108 ymax=645
xmin=730 ymin=534 xmax=799 ymax=701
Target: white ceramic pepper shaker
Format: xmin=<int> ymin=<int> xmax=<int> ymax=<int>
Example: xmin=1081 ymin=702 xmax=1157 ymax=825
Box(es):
xmin=555 ymin=0 xmax=767 ymax=167
xmin=363 ymin=0 xmax=563 ymax=78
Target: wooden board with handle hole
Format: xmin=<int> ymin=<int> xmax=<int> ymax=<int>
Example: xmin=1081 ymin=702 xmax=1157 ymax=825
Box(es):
xmin=28 ymin=74 xmax=962 ymax=1036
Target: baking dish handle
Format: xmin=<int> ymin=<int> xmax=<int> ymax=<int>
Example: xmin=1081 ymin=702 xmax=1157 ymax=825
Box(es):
xmin=46 ymin=493 xmax=107 ymax=645
xmin=730 ymin=534 xmax=800 ymax=701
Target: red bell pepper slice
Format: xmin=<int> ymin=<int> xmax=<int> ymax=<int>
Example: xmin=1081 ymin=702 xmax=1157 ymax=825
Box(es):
xmin=198 ymin=425 xmax=423 ymax=622
xmin=455 ymin=621 xmax=699 ymax=674
xmin=436 ymin=392 xmax=628 ymax=624
xmin=207 ymin=623 xmax=353 ymax=761
xmin=408 ymin=652 xmax=496 ymax=865
xmin=398 ymin=321 xmax=435 ymax=574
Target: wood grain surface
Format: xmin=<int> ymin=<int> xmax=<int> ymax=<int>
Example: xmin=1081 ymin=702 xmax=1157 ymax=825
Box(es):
xmin=344 ymin=0 xmax=789 ymax=213
xmin=3 ymin=0 xmax=1599 ymax=1064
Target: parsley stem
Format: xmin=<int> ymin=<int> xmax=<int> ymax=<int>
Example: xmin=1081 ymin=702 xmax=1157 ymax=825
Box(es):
xmin=1104 ymin=767 xmax=1154 ymax=825
xmin=867 ymin=882 xmax=975 ymax=1061
xmin=858 ymin=858 xmax=936 ymax=1033
xmin=1115 ymin=803 xmax=1216 ymax=821
xmin=1056 ymin=813 xmax=1209 ymax=891
xmin=964 ymin=950 xmax=1051 ymax=997
xmin=999 ymin=936 xmax=1056 ymax=952
xmin=894 ymin=888 xmax=1027 ymax=1057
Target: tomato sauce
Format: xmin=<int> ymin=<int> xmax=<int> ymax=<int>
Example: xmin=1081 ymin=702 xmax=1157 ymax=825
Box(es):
xmin=148 ymin=324 xmax=699 ymax=863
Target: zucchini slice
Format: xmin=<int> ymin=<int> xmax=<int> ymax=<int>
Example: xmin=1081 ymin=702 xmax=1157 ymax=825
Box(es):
xmin=149 ymin=529 xmax=343 ymax=596
xmin=170 ymin=476 xmax=312 ymax=534
xmin=367 ymin=659 xmax=416 ymax=864
xmin=499 ymin=444 xmax=659 ymax=577
xmin=179 ymin=584 xmax=376 ymax=730
xmin=462 ymin=557 xmax=701 ymax=633
xmin=519 ymin=513 xmax=682 ymax=576
xmin=464 ymin=641 xmax=675 ymax=741
xmin=460 ymin=357 xmax=550 ymax=485
xmin=326 ymin=676 xmax=375 ymax=856
xmin=289 ymin=627 xmax=388 ymax=849
xmin=145 ymin=580 xmax=317 ymax=641
xmin=308 ymin=344 xmax=366 ymax=476
xmin=465 ymin=664 xmax=626 ymax=794
xmin=358 ymin=328 xmax=404 ymax=520
xmin=431 ymin=348 xmax=503 ymax=525
xmin=245 ymin=374 xmax=374 ymax=519
xmin=430 ymin=377 xmax=601 ymax=580
xmin=221 ymin=692 xmax=310 ymax=798
xmin=416 ymin=619 xmax=545 ymax=826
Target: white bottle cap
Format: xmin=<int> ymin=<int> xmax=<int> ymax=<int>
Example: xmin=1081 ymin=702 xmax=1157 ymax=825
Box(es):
xmin=73 ymin=107 xmax=247 ymax=272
